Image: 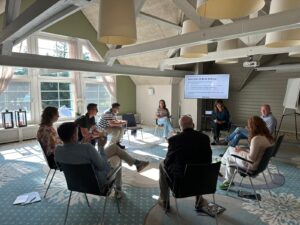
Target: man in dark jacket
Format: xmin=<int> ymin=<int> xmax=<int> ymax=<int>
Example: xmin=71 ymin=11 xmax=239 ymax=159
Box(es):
xmin=158 ymin=115 xmax=212 ymax=210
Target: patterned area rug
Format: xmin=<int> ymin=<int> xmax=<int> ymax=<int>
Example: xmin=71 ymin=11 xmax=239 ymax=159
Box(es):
xmin=0 ymin=128 xmax=299 ymax=225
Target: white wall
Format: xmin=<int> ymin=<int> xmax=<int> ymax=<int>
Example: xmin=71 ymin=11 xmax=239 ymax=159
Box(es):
xmin=178 ymin=79 xmax=199 ymax=129
xmin=136 ymin=85 xmax=172 ymax=126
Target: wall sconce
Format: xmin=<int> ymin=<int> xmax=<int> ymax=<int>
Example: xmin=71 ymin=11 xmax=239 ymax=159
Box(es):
xmin=148 ymin=88 xmax=155 ymax=96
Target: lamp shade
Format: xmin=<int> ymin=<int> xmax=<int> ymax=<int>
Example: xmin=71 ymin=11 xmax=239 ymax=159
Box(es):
xmin=265 ymin=0 xmax=300 ymax=48
xmin=98 ymin=0 xmax=137 ymax=45
xmin=180 ymin=20 xmax=208 ymax=58
xmin=215 ymin=39 xmax=238 ymax=64
xmin=289 ymin=52 xmax=300 ymax=57
xmin=196 ymin=0 xmax=265 ymax=19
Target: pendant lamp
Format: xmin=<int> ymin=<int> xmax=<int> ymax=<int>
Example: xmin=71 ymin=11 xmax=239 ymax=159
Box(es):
xmin=98 ymin=0 xmax=137 ymax=45
xmin=265 ymin=0 xmax=300 ymax=48
xmin=180 ymin=20 xmax=208 ymax=58
xmin=215 ymin=39 xmax=238 ymax=64
xmin=196 ymin=0 xmax=265 ymax=19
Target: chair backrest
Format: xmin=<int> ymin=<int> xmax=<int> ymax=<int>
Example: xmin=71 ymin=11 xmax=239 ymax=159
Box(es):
xmin=122 ymin=113 xmax=136 ymax=127
xmin=59 ymin=163 xmax=103 ymax=196
xmin=272 ymin=135 xmax=284 ymax=157
xmin=253 ymin=146 xmax=274 ymax=175
xmin=170 ymin=162 xmax=221 ymax=198
xmin=38 ymin=140 xmax=57 ymax=169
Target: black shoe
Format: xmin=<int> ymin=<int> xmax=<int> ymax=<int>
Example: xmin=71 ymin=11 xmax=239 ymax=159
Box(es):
xmin=211 ymin=141 xmax=217 ymax=145
xmin=117 ymin=142 xmax=125 ymax=149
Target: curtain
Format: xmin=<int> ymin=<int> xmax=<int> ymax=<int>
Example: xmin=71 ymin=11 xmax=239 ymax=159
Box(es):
xmin=0 ymin=66 xmax=13 ymax=94
xmin=89 ymin=45 xmax=117 ymax=101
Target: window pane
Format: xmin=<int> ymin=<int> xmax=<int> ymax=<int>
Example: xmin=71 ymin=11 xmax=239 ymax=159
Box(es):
xmin=12 ymin=40 xmax=28 ymax=76
xmin=40 ymin=82 xmax=74 ymax=118
xmin=0 ymin=82 xmax=31 ymax=123
xmin=38 ymin=38 xmax=69 ymax=58
xmin=85 ymin=83 xmax=111 ymax=113
xmin=40 ymin=71 xmax=70 ymax=78
xmin=41 ymin=82 xmax=58 ymax=91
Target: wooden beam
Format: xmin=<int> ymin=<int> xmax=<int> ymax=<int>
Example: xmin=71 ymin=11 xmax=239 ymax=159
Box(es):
xmin=139 ymin=12 xmax=181 ymax=30
xmin=105 ymin=8 xmax=300 ymax=60
xmin=4 ymin=0 xmax=21 ymax=26
xmin=0 ymin=53 xmax=191 ymax=77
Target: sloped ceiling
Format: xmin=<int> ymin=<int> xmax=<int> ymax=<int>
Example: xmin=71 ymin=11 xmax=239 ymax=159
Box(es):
xmin=81 ymin=0 xmax=182 ymax=85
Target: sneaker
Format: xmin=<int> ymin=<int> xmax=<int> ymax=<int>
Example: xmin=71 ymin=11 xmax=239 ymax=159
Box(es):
xmin=219 ymin=180 xmax=234 ymax=190
xmin=116 ymin=142 xmax=125 ymax=149
xmin=219 ymin=140 xmax=229 ymax=146
xmin=195 ymin=197 xmax=208 ymax=210
xmin=211 ymin=141 xmax=217 ymax=145
xmin=136 ymin=161 xmax=149 ymax=172
xmin=158 ymin=199 xmax=170 ymax=211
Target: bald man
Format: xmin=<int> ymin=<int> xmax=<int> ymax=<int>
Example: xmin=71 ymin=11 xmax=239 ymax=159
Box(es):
xmin=158 ymin=115 xmax=212 ymax=210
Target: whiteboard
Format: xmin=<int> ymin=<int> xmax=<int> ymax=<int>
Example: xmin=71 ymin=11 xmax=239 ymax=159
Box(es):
xmin=283 ymin=78 xmax=300 ymax=112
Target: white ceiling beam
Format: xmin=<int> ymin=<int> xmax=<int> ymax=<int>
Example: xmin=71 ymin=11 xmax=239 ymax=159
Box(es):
xmin=1 ymin=0 xmax=22 ymax=55
xmin=4 ymin=0 xmax=21 ymax=26
xmin=105 ymin=8 xmax=300 ymax=60
xmin=0 ymin=53 xmax=190 ymax=77
xmin=160 ymin=45 xmax=300 ymax=68
xmin=0 ymin=0 xmax=90 ymax=47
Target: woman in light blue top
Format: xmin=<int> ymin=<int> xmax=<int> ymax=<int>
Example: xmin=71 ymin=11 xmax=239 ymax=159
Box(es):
xmin=156 ymin=100 xmax=175 ymax=139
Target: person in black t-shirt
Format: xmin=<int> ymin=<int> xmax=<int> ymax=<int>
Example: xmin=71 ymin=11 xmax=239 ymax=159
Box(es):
xmin=74 ymin=103 xmax=103 ymax=146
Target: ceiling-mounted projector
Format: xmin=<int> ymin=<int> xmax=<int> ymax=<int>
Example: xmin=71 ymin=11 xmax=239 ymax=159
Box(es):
xmin=243 ymin=61 xmax=259 ymax=68
xmin=243 ymin=56 xmax=259 ymax=68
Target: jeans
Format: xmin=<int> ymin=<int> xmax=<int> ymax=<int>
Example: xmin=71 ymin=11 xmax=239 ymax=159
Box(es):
xmin=225 ymin=127 xmax=248 ymax=147
xmin=157 ymin=117 xmax=174 ymax=138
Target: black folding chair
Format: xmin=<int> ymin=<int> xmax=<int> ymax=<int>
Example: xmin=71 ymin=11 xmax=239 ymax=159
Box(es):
xmin=227 ymin=146 xmax=274 ymax=207
xmin=122 ymin=113 xmax=143 ymax=142
xmin=163 ymin=162 xmax=221 ymax=225
xmin=59 ymin=163 xmax=121 ymax=225
xmin=38 ymin=141 xmax=58 ymax=198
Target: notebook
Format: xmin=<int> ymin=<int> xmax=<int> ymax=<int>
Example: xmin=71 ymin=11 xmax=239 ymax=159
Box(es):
xmin=13 ymin=192 xmax=41 ymax=205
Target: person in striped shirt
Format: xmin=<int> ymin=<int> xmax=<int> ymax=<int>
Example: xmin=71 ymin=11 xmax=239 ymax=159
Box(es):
xmin=99 ymin=103 xmax=127 ymax=149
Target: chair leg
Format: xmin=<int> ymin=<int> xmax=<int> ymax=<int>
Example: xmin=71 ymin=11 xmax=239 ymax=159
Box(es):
xmin=174 ymin=198 xmax=180 ymax=225
xmin=213 ymin=194 xmax=218 ymax=225
xmin=267 ymin=167 xmax=274 ymax=183
xmin=113 ymin=187 xmax=121 ymax=214
xmin=226 ymin=169 xmax=237 ymax=195
xmin=127 ymin=130 xmax=130 ymax=144
xmin=84 ymin=193 xmax=90 ymax=208
xmin=100 ymin=194 xmax=109 ymax=225
xmin=154 ymin=126 xmax=157 ymax=136
xmin=239 ymin=177 xmax=244 ymax=187
xmin=249 ymin=177 xmax=261 ymax=208
xmin=64 ymin=191 xmax=72 ymax=225
xmin=44 ymin=168 xmax=51 ymax=185
xmin=262 ymin=172 xmax=272 ymax=197
xmin=44 ymin=169 xmax=56 ymax=198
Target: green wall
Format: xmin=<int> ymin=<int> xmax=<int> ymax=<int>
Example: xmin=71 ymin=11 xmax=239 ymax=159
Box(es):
xmin=1 ymin=0 xmax=136 ymax=113
xmin=116 ymin=76 xmax=136 ymax=114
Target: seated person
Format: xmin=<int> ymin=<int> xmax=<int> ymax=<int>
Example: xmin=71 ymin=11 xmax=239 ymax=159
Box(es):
xmin=211 ymin=100 xmax=230 ymax=145
xmin=98 ymin=135 xmax=149 ymax=198
xmin=158 ymin=115 xmax=212 ymax=210
xmin=222 ymin=104 xmax=277 ymax=147
xmin=37 ymin=106 xmax=61 ymax=168
xmin=219 ymin=116 xmax=273 ymax=190
xmin=74 ymin=103 xmax=101 ymax=146
xmin=155 ymin=99 xmax=175 ymax=140
xmin=99 ymin=103 xmax=127 ymax=149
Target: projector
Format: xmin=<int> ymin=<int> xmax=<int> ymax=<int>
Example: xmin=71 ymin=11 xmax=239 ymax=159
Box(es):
xmin=243 ymin=61 xmax=259 ymax=68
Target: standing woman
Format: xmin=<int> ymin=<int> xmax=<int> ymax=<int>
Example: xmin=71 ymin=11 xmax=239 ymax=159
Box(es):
xmin=219 ymin=116 xmax=273 ymax=190
xmin=156 ymin=100 xmax=175 ymax=140
xmin=211 ymin=100 xmax=230 ymax=145
xmin=37 ymin=106 xmax=61 ymax=167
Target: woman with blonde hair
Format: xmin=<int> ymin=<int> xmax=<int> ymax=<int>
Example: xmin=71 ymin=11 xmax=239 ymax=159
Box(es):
xmin=219 ymin=116 xmax=273 ymax=190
